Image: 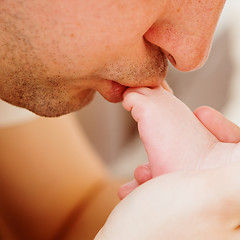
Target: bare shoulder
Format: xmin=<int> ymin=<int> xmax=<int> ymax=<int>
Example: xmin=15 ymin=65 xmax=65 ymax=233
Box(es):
xmin=0 ymin=114 xmax=119 ymax=240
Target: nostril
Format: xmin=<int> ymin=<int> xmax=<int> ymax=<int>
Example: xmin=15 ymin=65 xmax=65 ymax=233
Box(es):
xmin=161 ymin=48 xmax=177 ymax=67
xmin=166 ymin=53 xmax=176 ymax=66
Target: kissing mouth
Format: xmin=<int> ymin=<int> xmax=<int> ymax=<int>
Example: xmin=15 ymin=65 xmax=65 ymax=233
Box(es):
xmin=95 ymin=48 xmax=168 ymax=103
xmin=98 ymin=80 xmax=128 ymax=103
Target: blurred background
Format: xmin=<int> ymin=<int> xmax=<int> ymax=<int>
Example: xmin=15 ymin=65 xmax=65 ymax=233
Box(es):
xmin=76 ymin=0 xmax=240 ymax=180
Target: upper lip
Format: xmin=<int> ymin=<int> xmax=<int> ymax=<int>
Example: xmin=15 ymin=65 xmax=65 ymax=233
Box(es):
xmin=123 ymin=82 xmax=160 ymax=88
xmin=99 ymin=47 xmax=168 ymax=89
xmin=118 ymin=76 xmax=167 ymax=90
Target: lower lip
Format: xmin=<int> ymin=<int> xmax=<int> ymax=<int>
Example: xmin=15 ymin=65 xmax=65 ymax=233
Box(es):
xmin=105 ymin=81 xmax=128 ymax=103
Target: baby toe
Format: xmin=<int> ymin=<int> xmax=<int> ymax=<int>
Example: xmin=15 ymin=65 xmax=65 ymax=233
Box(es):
xmin=118 ymin=180 xmax=139 ymax=200
xmin=134 ymin=163 xmax=152 ymax=184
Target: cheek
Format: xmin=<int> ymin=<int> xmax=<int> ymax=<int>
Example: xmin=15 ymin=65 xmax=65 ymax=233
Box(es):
xmin=21 ymin=0 xmax=159 ymax=78
xmin=45 ymin=1 xmax=158 ymax=71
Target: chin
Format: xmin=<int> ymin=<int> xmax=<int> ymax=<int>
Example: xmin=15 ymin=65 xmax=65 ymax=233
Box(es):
xmin=6 ymin=89 xmax=96 ymax=118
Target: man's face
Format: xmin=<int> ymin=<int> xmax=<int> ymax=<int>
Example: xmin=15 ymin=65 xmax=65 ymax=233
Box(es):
xmin=0 ymin=0 xmax=226 ymax=117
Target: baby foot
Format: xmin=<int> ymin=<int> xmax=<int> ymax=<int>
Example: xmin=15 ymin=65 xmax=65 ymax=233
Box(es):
xmin=119 ymin=92 xmax=240 ymax=199
xmin=123 ymin=87 xmax=229 ymax=177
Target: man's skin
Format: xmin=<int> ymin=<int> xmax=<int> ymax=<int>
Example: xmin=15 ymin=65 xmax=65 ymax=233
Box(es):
xmin=1 ymin=0 xmax=238 ymax=239
xmin=0 ymin=0 xmax=225 ymax=117
xmin=0 ymin=115 xmax=123 ymax=240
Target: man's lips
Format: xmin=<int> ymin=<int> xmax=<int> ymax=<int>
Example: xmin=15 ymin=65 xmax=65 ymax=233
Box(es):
xmin=108 ymin=81 xmax=128 ymax=103
xmin=97 ymin=80 xmax=128 ymax=103
xmin=97 ymin=79 xmax=160 ymax=103
xmin=99 ymin=78 xmax=171 ymax=103
xmin=96 ymin=51 xmax=169 ymax=103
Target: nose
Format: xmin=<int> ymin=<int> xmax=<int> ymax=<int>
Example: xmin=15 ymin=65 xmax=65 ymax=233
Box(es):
xmin=144 ymin=1 xmax=225 ymax=72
